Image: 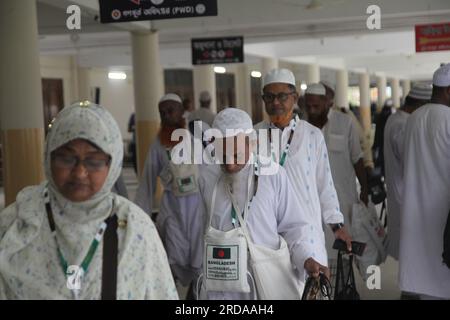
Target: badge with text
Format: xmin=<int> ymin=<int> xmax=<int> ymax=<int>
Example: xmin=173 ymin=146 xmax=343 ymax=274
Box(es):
xmin=206 ymin=245 xmax=239 ymax=281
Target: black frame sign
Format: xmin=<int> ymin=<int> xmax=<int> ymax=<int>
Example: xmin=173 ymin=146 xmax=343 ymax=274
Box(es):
xmin=191 ymin=36 xmax=244 ymax=65
xmin=99 ymin=0 xmax=218 ymax=23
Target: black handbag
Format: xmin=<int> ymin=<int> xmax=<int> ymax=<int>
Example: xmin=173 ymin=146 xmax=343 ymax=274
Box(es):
xmin=334 ymin=251 xmax=360 ymax=300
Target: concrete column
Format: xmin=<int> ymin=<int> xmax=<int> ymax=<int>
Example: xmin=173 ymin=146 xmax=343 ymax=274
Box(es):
xmin=359 ymin=73 xmax=372 ymax=137
xmin=77 ymin=67 xmax=91 ymax=101
xmin=234 ymin=64 xmax=252 ymax=118
xmin=261 ymin=58 xmax=279 ymax=122
xmin=401 ymin=79 xmax=411 ymax=102
xmin=306 ymin=63 xmax=320 ymax=84
xmin=391 ymin=78 xmax=401 ymax=108
xmin=70 ymin=56 xmax=79 ymax=104
xmin=335 ymin=69 xmax=349 ymax=109
xmin=193 ymin=65 xmax=217 ymax=113
xmin=376 ymin=75 xmax=387 ymax=113
xmin=0 ymin=0 xmax=45 ymax=206
xmin=261 ymin=57 xmax=279 ymax=77
xmin=131 ymin=31 xmax=164 ymax=177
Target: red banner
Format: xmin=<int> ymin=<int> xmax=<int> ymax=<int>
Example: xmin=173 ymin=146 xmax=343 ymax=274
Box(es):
xmin=415 ymin=22 xmax=450 ymax=53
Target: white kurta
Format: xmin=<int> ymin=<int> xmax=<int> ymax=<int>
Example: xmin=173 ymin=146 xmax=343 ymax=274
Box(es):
xmin=197 ymin=160 xmax=319 ymax=299
xmin=134 ymin=139 xmax=204 ymax=286
xmin=399 ymin=103 xmax=450 ymax=298
xmin=384 ymin=109 xmax=410 ymax=260
xmin=322 ymin=110 xmax=363 ymax=226
xmin=255 ymin=118 xmax=344 ymax=266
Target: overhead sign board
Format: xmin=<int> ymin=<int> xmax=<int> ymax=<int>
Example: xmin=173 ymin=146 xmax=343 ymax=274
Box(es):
xmin=99 ymin=0 xmax=218 ymax=23
xmin=415 ymin=22 xmax=450 ymax=53
xmin=191 ymin=36 xmax=244 ymax=65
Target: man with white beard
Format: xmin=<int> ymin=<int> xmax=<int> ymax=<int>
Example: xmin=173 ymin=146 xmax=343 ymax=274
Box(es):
xmin=196 ymin=108 xmax=328 ymax=300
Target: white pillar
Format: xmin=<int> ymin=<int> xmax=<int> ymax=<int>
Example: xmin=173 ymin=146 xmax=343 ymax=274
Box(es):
xmin=306 ymin=63 xmax=320 ymax=84
xmin=70 ymin=56 xmax=79 ymax=104
xmin=376 ymin=75 xmax=387 ymax=112
xmin=359 ymin=73 xmax=372 ymax=135
xmin=234 ymin=64 xmax=252 ymax=118
xmin=131 ymin=31 xmax=164 ymax=176
xmin=261 ymin=58 xmax=279 ymax=122
xmin=335 ymin=69 xmax=349 ymax=109
xmin=261 ymin=57 xmax=279 ymax=78
xmin=401 ymin=79 xmax=411 ymax=102
xmin=0 ymin=0 xmax=45 ymax=205
xmin=193 ymin=65 xmax=217 ymax=113
xmin=77 ymin=67 xmax=91 ymax=101
xmin=391 ymin=78 xmax=401 ymax=108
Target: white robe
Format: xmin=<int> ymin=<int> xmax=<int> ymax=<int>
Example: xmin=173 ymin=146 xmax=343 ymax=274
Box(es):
xmin=197 ymin=160 xmax=319 ymax=299
xmin=134 ymin=139 xmax=204 ymax=286
xmin=321 ymin=110 xmax=363 ymax=233
xmin=399 ymin=103 xmax=450 ymax=298
xmin=255 ymin=118 xmax=343 ymax=265
xmin=383 ymin=109 xmax=409 ymax=260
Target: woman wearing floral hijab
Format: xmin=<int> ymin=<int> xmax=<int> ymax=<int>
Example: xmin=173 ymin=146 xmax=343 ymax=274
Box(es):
xmin=0 ymin=102 xmax=178 ymax=300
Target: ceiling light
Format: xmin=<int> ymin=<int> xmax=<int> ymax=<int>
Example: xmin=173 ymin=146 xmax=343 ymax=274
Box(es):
xmin=108 ymin=71 xmax=127 ymax=80
xmin=301 ymin=83 xmax=308 ymax=90
xmin=214 ymin=66 xmax=226 ymax=74
xmin=251 ymin=71 xmax=262 ymax=78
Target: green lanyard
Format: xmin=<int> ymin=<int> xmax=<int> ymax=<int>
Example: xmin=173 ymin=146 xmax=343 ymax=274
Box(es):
xmin=44 ymin=191 xmax=110 ymax=291
xmin=269 ymin=116 xmax=298 ymax=166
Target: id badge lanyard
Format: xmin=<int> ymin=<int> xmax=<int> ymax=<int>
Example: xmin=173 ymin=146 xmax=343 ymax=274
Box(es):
xmin=269 ymin=116 xmax=298 ymax=166
xmin=44 ymin=189 xmax=113 ymax=300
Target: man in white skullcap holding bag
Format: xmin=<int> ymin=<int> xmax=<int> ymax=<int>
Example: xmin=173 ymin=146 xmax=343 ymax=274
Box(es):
xmin=255 ymin=69 xmax=352 ymax=270
xmin=399 ymin=64 xmax=450 ymax=299
xmin=135 ymin=93 xmax=204 ymax=295
xmin=196 ymin=108 xmax=328 ymax=300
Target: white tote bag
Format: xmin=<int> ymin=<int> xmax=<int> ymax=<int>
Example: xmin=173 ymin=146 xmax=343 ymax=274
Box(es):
xmin=231 ymin=194 xmax=303 ymax=300
xmin=247 ymin=236 xmax=304 ymax=300
xmin=351 ymin=201 xmax=387 ymax=280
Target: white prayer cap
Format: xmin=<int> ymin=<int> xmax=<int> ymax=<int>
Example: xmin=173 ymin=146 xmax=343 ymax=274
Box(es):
xmin=407 ymin=83 xmax=432 ymax=100
xmin=212 ymin=107 xmax=254 ymax=138
xmin=159 ymin=93 xmax=182 ymax=104
xmin=432 ymin=63 xmax=450 ymax=87
xmin=199 ymin=91 xmax=211 ymax=102
xmin=305 ymin=83 xmax=326 ymax=96
xmin=320 ymin=80 xmax=335 ymax=93
xmin=262 ymin=68 xmax=296 ymax=89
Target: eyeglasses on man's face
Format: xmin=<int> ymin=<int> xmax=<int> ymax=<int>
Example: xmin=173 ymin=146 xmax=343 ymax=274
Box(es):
xmin=51 ymin=153 xmax=111 ymax=172
xmin=262 ymin=91 xmax=296 ymax=103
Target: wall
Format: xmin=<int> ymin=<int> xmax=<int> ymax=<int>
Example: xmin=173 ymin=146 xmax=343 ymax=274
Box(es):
xmin=40 ymin=55 xmax=76 ymax=107
xmin=39 ymin=55 xmax=135 ymax=142
xmin=88 ymin=68 xmax=135 ymax=142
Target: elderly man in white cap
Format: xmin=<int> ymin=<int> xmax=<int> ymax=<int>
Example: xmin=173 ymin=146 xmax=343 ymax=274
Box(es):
xmin=305 ymin=83 xmax=368 ymax=276
xmin=399 ymin=64 xmax=450 ymax=300
xmin=196 ymin=107 xmax=328 ymax=300
xmin=255 ymin=69 xmax=350 ymax=270
xmin=135 ymin=93 xmax=203 ymax=295
xmin=188 ymin=90 xmax=216 ymax=126
xmin=384 ymin=83 xmax=432 ymax=261
xmin=320 ymin=80 xmax=375 ymax=175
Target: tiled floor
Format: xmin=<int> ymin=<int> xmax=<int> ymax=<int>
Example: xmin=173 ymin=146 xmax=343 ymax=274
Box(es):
xmin=0 ymin=167 xmax=401 ymax=300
